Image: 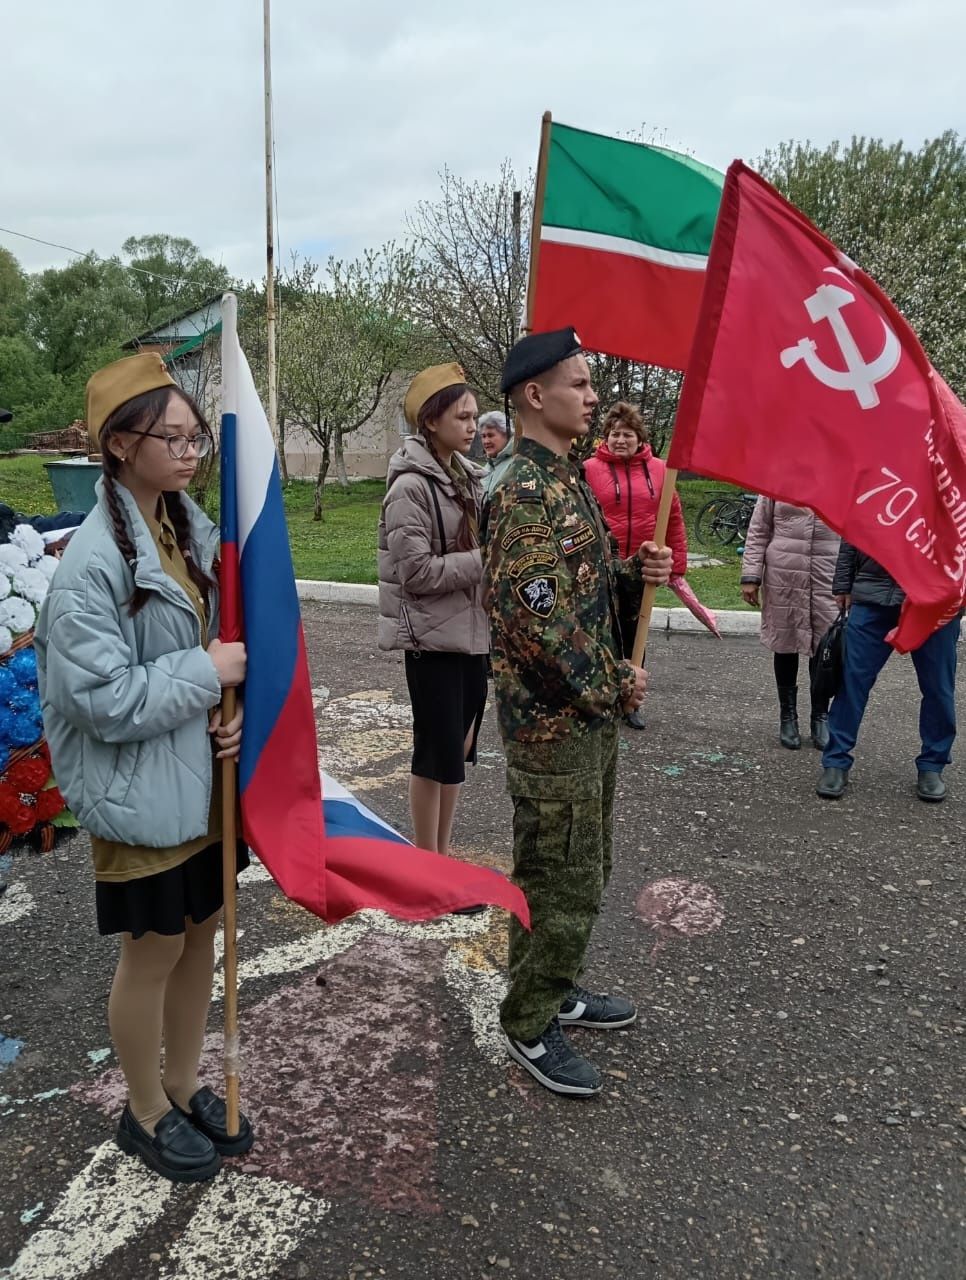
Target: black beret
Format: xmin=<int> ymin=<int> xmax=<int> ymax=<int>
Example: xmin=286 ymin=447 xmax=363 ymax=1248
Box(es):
xmin=499 ymin=326 xmax=582 ymax=394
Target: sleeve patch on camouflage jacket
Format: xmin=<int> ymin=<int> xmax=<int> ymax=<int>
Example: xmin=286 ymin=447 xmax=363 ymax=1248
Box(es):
xmin=508 ymin=549 xmax=559 ymax=579
xmin=559 ymin=523 xmax=596 ymax=555
xmin=515 ymin=575 xmax=558 ymax=617
xmin=501 ymin=522 xmax=552 ymax=551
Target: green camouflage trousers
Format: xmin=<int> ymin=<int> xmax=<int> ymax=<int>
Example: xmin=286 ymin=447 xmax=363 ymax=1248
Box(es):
xmin=499 ymin=723 xmax=619 ymax=1041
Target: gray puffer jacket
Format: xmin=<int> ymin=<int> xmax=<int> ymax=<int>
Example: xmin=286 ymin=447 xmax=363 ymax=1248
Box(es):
xmin=34 ymin=479 xmax=222 ymax=847
xmin=377 ymin=437 xmax=489 ymax=654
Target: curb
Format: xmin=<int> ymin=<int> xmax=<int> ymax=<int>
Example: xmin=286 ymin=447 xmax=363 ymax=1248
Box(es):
xmin=295 ymin=580 xmax=760 ymax=637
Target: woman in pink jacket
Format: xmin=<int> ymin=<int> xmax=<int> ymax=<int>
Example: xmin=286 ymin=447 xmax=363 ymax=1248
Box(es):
xmin=740 ymin=498 xmax=840 ymax=750
xmin=377 ymin=363 xmax=488 ymax=863
xmin=584 ymin=401 xmax=687 ymax=728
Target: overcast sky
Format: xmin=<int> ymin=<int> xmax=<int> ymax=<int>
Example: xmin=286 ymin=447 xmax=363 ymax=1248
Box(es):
xmin=3 ymin=0 xmax=963 ymax=284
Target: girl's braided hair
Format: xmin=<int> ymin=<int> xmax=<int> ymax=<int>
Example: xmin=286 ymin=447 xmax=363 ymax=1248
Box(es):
xmin=416 ymin=383 xmax=479 ymax=553
xmin=98 ymin=385 xmax=217 ymax=616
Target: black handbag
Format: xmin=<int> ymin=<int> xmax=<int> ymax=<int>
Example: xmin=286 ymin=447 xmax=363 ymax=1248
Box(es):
xmin=811 ymin=609 xmax=848 ymax=703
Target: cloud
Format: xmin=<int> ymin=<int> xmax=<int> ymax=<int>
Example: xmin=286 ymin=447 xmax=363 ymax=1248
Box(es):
xmin=2 ymin=0 xmax=962 ymax=283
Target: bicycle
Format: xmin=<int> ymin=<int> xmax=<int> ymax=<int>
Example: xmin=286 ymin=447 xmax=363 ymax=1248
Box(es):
xmin=694 ymin=491 xmax=758 ymax=548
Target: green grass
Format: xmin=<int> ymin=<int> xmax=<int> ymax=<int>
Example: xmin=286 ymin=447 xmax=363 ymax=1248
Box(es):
xmin=0 ymin=453 xmax=66 ymax=516
xmin=0 ymin=457 xmax=754 ymax=607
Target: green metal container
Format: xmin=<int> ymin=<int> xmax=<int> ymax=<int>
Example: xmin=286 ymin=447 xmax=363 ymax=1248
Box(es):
xmin=44 ymin=458 xmax=101 ymax=514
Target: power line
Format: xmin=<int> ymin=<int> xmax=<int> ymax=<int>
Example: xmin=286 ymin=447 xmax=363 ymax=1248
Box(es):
xmin=0 ymin=224 xmax=217 ymax=287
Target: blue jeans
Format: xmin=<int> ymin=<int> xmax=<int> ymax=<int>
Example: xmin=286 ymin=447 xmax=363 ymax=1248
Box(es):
xmin=823 ymin=603 xmax=959 ymax=773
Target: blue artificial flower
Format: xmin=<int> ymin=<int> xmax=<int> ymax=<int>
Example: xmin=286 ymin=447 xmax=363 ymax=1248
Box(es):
xmin=7 ymin=689 xmax=37 ymax=715
xmin=8 ymin=648 xmax=38 ymax=689
xmin=0 ymin=666 xmax=16 ymax=703
xmin=9 ymin=714 xmax=41 ymax=749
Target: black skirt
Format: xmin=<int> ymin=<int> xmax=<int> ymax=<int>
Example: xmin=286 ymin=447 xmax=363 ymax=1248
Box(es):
xmin=404 ymin=651 xmax=488 ymax=784
xmin=95 ymin=841 xmax=250 ymax=939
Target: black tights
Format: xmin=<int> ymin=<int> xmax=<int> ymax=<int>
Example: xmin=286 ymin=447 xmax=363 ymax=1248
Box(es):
xmin=774 ymin=651 xmax=826 ymax=712
xmin=773 ymin=652 xmax=799 ymax=687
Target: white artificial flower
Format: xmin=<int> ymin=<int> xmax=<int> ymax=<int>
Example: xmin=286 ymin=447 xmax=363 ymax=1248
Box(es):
xmin=10 ymin=524 xmax=45 ymax=565
xmin=0 ymin=572 xmax=9 ymax=601
xmin=11 ymin=566 xmax=49 ymax=606
xmin=0 ymin=596 xmax=35 ymax=634
xmin=0 ymin=626 xmax=11 ymax=657
xmin=36 ymin=556 xmax=59 ymax=581
xmin=0 ymin=544 xmax=28 ymax=573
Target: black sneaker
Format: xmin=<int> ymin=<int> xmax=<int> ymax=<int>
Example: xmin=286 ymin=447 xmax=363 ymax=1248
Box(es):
xmin=116 ymin=1103 xmax=222 ymax=1182
xmin=559 ymin=984 xmax=637 ymax=1029
xmin=503 ymin=1018 xmax=602 ymax=1096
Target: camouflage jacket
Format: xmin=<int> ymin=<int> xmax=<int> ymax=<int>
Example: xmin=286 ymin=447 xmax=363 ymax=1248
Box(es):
xmin=483 ymin=437 xmax=644 ymax=743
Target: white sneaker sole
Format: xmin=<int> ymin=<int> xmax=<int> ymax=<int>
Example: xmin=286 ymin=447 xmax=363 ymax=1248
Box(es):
xmin=558 ymin=1009 xmax=638 ymax=1030
xmin=503 ymin=1034 xmax=602 ymax=1096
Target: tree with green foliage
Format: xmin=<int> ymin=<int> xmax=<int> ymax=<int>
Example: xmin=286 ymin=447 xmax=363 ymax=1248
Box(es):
xmin=26 ymin=255 xmax=140 ymax=379
xmin=280 ymin=245 xmax=422 ymax=519
xmin=0 ymin=335 xmax=66 ymax=438
xmin=758 ymin=131 xmax=966 ymax=395
xmin=121 ymin=234 xmax=234 ymax=329
xmin=0 ymin=249 xmax=29 ymax=339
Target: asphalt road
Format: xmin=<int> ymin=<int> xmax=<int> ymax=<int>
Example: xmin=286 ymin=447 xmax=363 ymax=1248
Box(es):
xmin=1 ymin=602 xmax=964 ymax=1280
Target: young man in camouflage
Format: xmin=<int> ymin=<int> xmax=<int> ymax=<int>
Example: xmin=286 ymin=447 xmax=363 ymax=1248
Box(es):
xmin=484 ymin=327 xmax=672 ymax=1096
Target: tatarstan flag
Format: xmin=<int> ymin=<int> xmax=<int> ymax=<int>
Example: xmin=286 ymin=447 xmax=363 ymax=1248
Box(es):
xmin=530 ymin=122 xmax=724 ymax=371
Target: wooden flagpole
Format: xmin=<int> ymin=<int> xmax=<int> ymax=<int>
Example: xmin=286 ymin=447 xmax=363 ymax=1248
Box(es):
xmin=630 ymin=467 xmax=679 ymax=666
xmin=523 ymin=110 xmax=552 ymax=336
xmin=219 ymin=292 xmax=241 ymax=1137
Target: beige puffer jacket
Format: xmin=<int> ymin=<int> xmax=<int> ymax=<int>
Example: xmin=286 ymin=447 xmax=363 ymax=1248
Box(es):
xmin=741 ymin=498 xmax=841 ymax=655
xmin=377 ymin=436 xmax=489 ymax=654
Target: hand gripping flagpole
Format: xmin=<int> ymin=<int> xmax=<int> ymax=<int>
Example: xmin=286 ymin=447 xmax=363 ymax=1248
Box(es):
xmin=630 ymin=467 xmax=679 ymax=667
xmin=219 ymin=292 xmax=241 ymax=1137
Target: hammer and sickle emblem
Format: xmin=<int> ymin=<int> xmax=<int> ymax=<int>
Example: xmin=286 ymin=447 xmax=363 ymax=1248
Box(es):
xmin=779 ymin=268 xmax=901 ymax=409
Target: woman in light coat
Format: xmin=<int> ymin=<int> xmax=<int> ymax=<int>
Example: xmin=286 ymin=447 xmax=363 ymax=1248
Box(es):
xmin=479 ymin=410 xmax=514 ymax=502
xmin=34 ymin=353 xmax=252 ymax=1183
xmin=378 ymin=363 xmax=488 ymax=860
xmin=740 ymin=498 xmax=841 ymax=749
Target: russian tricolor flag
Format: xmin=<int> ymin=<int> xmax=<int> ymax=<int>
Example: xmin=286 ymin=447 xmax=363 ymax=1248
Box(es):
xmin=218 ymin=295 xmax=529 ymax=927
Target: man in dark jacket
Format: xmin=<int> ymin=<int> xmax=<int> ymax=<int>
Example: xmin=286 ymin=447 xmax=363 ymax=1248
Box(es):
xmin=485 ymin=327 xmax=671 ymax=1096
xmin=817 ymin=541 xmax=960 ymax=802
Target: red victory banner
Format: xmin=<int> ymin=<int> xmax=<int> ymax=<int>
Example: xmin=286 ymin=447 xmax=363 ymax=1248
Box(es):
xmin=669 ymin=161 xmax=966 ymax=652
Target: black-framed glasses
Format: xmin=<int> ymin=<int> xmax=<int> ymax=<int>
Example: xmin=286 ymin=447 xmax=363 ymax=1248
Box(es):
xmin=128 ymin=429 xmax=212 ymax=460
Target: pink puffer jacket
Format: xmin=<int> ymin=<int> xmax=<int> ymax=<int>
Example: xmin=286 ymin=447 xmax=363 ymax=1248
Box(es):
xmin=741 ymin=498 xmax=841 ymax=655
xmin=377 ymin=436 xmax=489 ymax=654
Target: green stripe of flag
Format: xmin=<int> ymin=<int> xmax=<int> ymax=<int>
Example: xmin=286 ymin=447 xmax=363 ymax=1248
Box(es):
xmin=542 ymin=122 xmax=724 ymax=256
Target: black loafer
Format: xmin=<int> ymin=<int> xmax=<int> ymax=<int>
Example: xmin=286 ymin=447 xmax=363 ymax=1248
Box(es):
xmin=174 ymin=1086 xmax=255 ymax=1156
xmin=116 ymin=1104 xmax=221 ymax=1182
xmin=916 ymin=770 xmax=946 ymax=802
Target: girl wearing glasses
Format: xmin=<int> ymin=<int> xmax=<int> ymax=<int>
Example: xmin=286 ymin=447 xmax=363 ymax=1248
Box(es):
xmin=34 ymin=353 xmax=251 ymax=1183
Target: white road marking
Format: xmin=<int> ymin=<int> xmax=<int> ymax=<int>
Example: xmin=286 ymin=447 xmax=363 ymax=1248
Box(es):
xmin=158 ymin=1173 xmax=329 ymax=1280
xmin=2 ymin=1142 xmax=172 ymax=1280
xmin=443 ymin=949 xmax=508 ymax=1065
xmin=0 ymin=882 xmax=34 ymax=925
xmin=212 ymin=908 xmax=490 ymax=998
